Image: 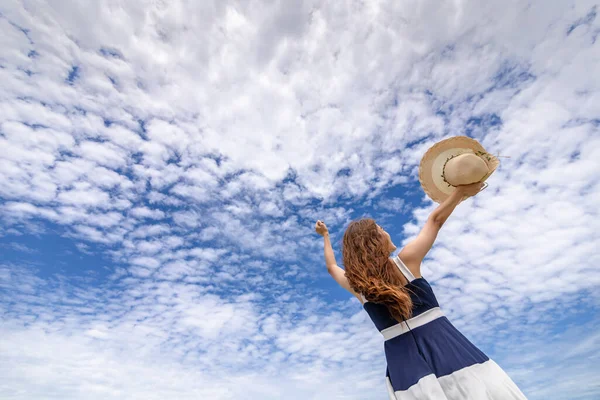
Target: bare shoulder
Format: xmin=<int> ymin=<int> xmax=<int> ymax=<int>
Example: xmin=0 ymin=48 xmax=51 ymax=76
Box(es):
xmin=396 ymin=251 xmax=423 ymax=279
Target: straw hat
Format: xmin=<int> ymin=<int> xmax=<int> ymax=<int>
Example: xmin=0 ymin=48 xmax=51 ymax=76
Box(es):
xmin=419 ymin=136 xmax=499 ymax=203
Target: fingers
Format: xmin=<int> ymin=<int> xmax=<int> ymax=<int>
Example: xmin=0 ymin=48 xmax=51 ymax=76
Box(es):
xmin=315 ymin=221 xmax=328 ymax=234
xmin=456 ymin=183 xmax=480 ymax=197
xmin=315 ymin=220 xmax=328 ymax=237
xmin=472 ymin=182 xmax=485 ymax=194
xmin=463 ymin=182 xmax=487 ymax=196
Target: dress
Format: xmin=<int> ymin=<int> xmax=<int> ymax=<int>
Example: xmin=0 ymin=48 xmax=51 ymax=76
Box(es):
xmin=361 ymin=256 xmax=527 ymax=400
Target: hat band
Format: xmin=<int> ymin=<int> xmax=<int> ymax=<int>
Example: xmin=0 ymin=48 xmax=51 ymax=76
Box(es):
xmin=441 ymin=155 xmax=458 ymax=188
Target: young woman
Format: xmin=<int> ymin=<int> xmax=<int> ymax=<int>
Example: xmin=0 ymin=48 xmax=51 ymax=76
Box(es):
xmin=315 ymin=182 xmax=527 ymax=400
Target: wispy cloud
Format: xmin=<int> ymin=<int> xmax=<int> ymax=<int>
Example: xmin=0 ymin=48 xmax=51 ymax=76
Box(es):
xmin=1 ymin=0 xmax=599 ymax=399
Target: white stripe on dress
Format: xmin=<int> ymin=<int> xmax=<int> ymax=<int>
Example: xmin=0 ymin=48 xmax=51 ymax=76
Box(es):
xmin=387 ymin=359 xmax=528 ymax=400
xmin=381 ymin=307 xmax=444 ymax=340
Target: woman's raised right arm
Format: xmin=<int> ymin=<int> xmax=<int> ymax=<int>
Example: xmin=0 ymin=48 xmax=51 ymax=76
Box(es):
xmin=315 ymin=220 xmax=362 ymax=302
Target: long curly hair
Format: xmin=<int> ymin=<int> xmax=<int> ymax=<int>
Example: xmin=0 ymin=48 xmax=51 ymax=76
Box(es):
xmin=342 ymin=218 xmax=413 ymax=321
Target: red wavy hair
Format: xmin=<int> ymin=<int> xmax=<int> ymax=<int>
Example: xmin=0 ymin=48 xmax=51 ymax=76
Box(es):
xmin=342 ymin=218 xmax=413 ymax=321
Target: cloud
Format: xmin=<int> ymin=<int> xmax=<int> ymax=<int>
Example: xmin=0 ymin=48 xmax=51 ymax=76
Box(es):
xmin=1 ymin=0 xmax=599 ymax=399
xmin=0 ymin=242 xmax=38 ymax=254
xmin=0 ymin=263 xmax=386 ymax=399
xmin=129 ymin=206 xmax=165 ymax=220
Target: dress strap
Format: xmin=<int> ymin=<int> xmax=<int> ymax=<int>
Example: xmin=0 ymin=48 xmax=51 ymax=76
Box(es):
xmin=391 ymin=255 xmax=416 ymax=282
xmin=359 ymin=293 xmax=367 ymax=304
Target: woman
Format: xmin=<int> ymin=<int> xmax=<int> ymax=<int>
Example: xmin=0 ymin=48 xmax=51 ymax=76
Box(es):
xmin=315 ymin=182 xmax=527 ymax=400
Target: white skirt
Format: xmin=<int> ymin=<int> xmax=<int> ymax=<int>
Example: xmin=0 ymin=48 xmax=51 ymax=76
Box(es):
xmin=386 ymin=359 xmax=527 ymax=400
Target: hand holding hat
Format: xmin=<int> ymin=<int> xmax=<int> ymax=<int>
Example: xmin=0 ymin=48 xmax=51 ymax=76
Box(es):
xmin=457 ymin=181 xmax=486 ymax=197
xmin=419 ymin=136 xmax=499 ymax=203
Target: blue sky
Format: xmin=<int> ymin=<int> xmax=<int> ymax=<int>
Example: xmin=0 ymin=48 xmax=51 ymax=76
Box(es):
xmin=1 ymin=1 xmax=599 ymax=399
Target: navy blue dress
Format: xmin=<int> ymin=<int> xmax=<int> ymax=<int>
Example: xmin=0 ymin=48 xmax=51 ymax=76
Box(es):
xmin=361 ymin=256 xmax=527 ymax=399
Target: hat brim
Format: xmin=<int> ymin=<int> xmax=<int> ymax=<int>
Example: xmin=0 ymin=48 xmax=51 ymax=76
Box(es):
xmin=419 ymin=136 xmax=499 ymax=203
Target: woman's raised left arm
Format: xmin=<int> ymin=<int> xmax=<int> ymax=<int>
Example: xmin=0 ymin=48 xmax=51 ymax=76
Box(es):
xmin=399 ymin=182 xmax=484 ymax=275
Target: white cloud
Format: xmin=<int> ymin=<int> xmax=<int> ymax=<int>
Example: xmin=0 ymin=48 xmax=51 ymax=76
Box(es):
xmin=77 ymin=140 xmax=128 ymax=169
xmin=0 ymin=264 xmax=388 ymax=399
xmin=1 ymin=0 xmax=599 ymax=399
xmin=130 ymin=256 xmax=161 ymax=269
xmin=129 ymin=206 xmax=165 ymax=220
xmin=56 ymin=184 xmax=111 ymax=207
